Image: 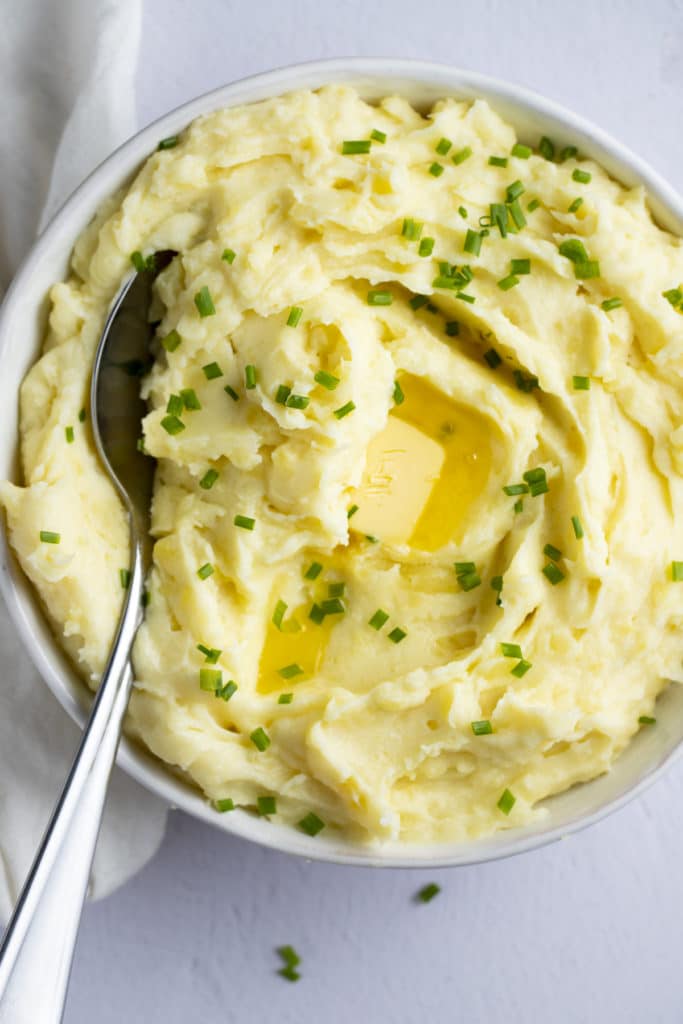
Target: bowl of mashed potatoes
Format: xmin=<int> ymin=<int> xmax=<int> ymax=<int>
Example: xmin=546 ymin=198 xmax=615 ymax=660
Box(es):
xmin=0 ymin=59 xmax=682 ymax=866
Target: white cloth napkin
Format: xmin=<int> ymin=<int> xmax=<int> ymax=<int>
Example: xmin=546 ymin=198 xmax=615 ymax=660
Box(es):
xmin=0 ymin=0 xmax=168 ymax=922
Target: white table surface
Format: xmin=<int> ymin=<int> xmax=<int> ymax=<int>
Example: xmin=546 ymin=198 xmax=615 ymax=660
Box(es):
xmin=56 ymin=0 xmax=683 ymax=1020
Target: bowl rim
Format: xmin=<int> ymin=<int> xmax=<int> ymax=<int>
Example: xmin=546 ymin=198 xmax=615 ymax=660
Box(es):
xmin=2 ymin=55 xmax=683 ymax=869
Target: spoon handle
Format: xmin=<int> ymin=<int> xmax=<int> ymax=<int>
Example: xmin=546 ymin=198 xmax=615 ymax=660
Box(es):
xmin=0 ymin=542 xmax=143 ymax=1023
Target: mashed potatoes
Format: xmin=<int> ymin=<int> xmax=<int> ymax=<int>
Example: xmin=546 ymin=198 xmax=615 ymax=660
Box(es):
xmin=2 ymin=86 xmax=683 ymax=845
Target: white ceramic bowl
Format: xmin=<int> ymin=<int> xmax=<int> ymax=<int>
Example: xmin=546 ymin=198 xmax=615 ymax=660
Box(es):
xmin=1 ymin=58 xmax=682 ymax=868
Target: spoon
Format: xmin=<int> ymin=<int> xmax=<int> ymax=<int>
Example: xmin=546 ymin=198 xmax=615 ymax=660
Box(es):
xmin=0 ymin=253 xmax=170 ymax=1022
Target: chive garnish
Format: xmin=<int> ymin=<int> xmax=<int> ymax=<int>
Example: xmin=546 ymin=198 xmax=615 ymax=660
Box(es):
xmin=304 ymin=561 xmax=323 ymax=580
xmin=602 ymin=297 xmax=623 ymax=311
xmin=560 ymin=145 xmax=579 ymax=161
xmin=245 ymin=364 xmax=257 ymax=389
xmin=278 ymin=664 xmax=303 ymax=679
xmin=161 ymin=415 xmax=185 ymax=435
xmin=639 ymin=715 xmax=656 ymax=725
xmin=508 ymin=198 xmax=526 ymax=229
xmin=78 ymin=408 xmax=86 ymax=422
xmin=341 ymin=140 xmax=371 ymax=154
xmin=287 ymin=306 xmax=303 ymax=327
xmin=542 ymin=562 xmax=565 ymax=585
xmin=251 ymin=729 xmax=271 ymax=752
xmin=130 ymin=251 xmax=147 ymax=272
xmin=501 ymin=642 xmax=523 ymax=658
xmin=464 ymin=229 xmax=482 ymax=256
xmin=224 ymin=384 xmax=239 ymax=401
xmin=506 ymin=180 xmax=525 ymax=203
xmin=523 ymin=467 xmax=548 ymax=496
xmin=320 ymin=597 xmax=344 ymax=616
xmin=402 ymin=217 xmax=423 ymax=240
xmin=514 ymin=369 xmax=539 ymax=393
xmin=194 ymin=286 xmax=216 ymax=317
xmin=65 ymin=426 xmax=74 ymax=444
xmin=428 ymin=162 xmax=444 ymax=177
xmin=544 ymin=543 xmax=562 ymax=561
xmin=199 ymin=667 xmax=223 ymax=692
xmin=572 ymin=168 xmax=591 ymax=184
xmin=571 ymin=515 xmax=584 ymax=540
xmin=157 ymin=135 xmax=179 ymax=150
xmin=663 ymin=287 xmax=683 ymax=310
xmin=369 ymin=609 xmax=389 ymax=630
xmin=435 ymin=137 xmax=452 ymax=155
xmin=309 ymin=603 xmax=325 ymax=625
xmin=120 ymin=568 xmax=131 ymax=589
xmin=489 ymin=156 xmax=508 ymax=167
xmin=277 ymin=946 xmax=301 ymax=982
xmin=180 ymin=388 xmax=201 ymax=411
xmin=458 ymin=206 xmax=468 ymax=219
xmin=161 ymin=329 xmax=181 ymax=352
xmin=527 ymin=198 xmax=541 ymax=212
xmin=199 ymin=468 xmax=219 ymax=490
xmin=367 ymin=289 xmax=392 ymax=306
xmin=452 ymin=146 xmax=472 ymax=165
xmin=671 ymin=561 xmax=683 ymax=582
xmin=417 ymin=883 xmax=441 ymax=903
xmin=334 ymin=401 xmax=356 ymax=419
xmin=388 ymin=627 xmax=407 ymax=644
xmin=490 ymin=202 xmax=508 ymax=238
xmin=503 ymin=484 xmax=528 ymax=496
xmin=347 ymin=504 xmax=359 ymax=519
xmin=392 ymin=379 xmax=405 ymax=406
xmin=257 ymin=795 xmax=276 ymax=814
xmin=197 ymin=563 xmax=214 ymax=580
xmin=511 ymin=660 xmax=532 ymax=677
xmin=197 ymin=644 xmax=221 ymax=664
xmin=272 ymin=599 xmax=288 ymax=631
xmin=221 ymin=248 xmax=236 ymax=264
xmin=298 ymin=812 xmax=325 ymax=836
xmin=490 ymin=575 xmax=504 ymax=607
xmin=409 ymin=294 xmax=429 ymax=310
xmin=568 ymin=197 xmax=583 ymax=213
xmin=539 ymin=136 xmax=555 ymax=160
xmin=574 ymin=260 xmax=600 ymax=279
xmin=370 ymin=128 xmax=387 ymax=144
xmin=498 ymin=274 xmax=519 ymax=291
xmin=446 ymin=321 xmax=460 ymax=337
xmin=511 ymin=143 xmax=532 ymax=159
xmin=278 ymin=693 xmax=293 ymax=704
xmin=558 ymin=238 xmax=588 ymax=263
xmin=510 ymin=258 xmax=530 ymax=275
xmin=214 ymin=798 xmax=234 ymax=812
xmin=514 ymin=499 xmax=524 ymax=514
xmin=314 ymin=370 xmax=339 ymax=390
xmin=572 ymin=375 xmax=590 ymax=390
xmin=457 ymin=291 xmax=475 ymax=304
xmin=484 ymin=348 xmax=502 ymax=368
xmin=166 ymin=393 xmax=183 ymax=416
xmin=471 ymin=720 xmax=493 ymax=735
xmin=234 ymin=515 xmax=255 ymax=530
xmin=275 ymin=385 xmax=291 ymax=405
xmin=418 ymin=237 xmax=435 ymax=257
xmin=286 ymin=394 xmax=310 ymax=410
xmin=328 ymin=582 xmax=345 ymax=598
xmin=497 ymin=789 xmax=516 ymax=814
xmin=203 ymin=362 xmax=223 ymax=380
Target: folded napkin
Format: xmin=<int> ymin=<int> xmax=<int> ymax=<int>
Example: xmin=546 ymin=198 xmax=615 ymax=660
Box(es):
xmin=0 ymin=0 xmax=168 ymax=922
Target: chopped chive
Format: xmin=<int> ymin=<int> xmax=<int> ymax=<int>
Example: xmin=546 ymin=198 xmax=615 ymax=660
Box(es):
xmin=286 ymin=306 xmax=303 ymax=327
xmin=511 ymin=659 xmax=532 ymax=678
xmin=119 ymin=568 xmax=131 ymax=589
xmin=251 ymin=729 xmax=271 ymax=752
xmin=257 ymin=795 xmax=276 ymax=814
xmin=157 ymin=135 xmax=179 ymax=150
xmin=278 ymin=663 xmax=303 ymax=679
xmin=245 ymin=364 xmax=257 ymax=389
xmin=234 ymin=514 xmax=255 ymax=531
xmin=334 ymin=401 xmax=356 ymax=419
xmin=272 ymin=599 xmax=288 ymax=631
xmin=214 ymin=798 xmax=235 ymax=812
xmin=199 ymin=667 xmax=223 ymax=692
xmin=490 ymin=202 xmax=508 ymax=238
xmin=275 ymin=384 xmax=291 ymax=405
xmin=523 ymin=467 xmax=546 ymax=483
xmin=456 ymin=291 xmax=475 ymax=304
xmin=221 ymin=248 xmax=236 ymax=264
xmin=663 ymin=287 xmax=683 ymax=309
xmin=202 ymin=361 xmax=223 ymax=380
xmin=506 ymin=180 xmax=525 ymax=203
xmin=639 ymin=715 xmax=656 ymax=725
xmin=224 ymin=384 xmax=239 ymax=401
xmin=367 ymin=289 xmax=392 ymax=305
xmin=471 ymin=720 xmax=493 ymax=736
xmin=452 ymin=145 xmax=472 ymax=165
xmin=574 ymin=260 xmax=600 ymax=280
xmin=572 ymin=375 xmax=591 ymax=390
xmin=501 ymin=642 xmax=523 ymax=659
xmin=161 ymin=329 xmax=181 ymax=352
xmin=166 ymin=393 xmax=183 ymax=416
xmin=602 ymin=297 xmax=623 ymax=311
xmin=490 ymin=575 xmax=504 ymax=599
xmin=161 ymin=414 xmax=185 ymax=435
xmin=314 ymin=370 xmax=340 ymax=390
xmin=417 ymin=883 xmax=440 ymax=903
xmin=435 ymin=137 xmax=452 ymax=155
xmin=278 ymin=945 xmax=301 ymax=968
xmin=560 ymin=145 xmax=579 ymax=162
xmin=197 ymin=644 xmax=221 ymax=664
xmin=341 ymin=139 xmax=371 ymax=154
xmin=347 ymin=504 xmax=359 ymax=519
xmin=409 ymin=294 xmax=429 ymax=310
xmin=392 ymin=379 xmax=405 ymax=405
xmin=543 ymin=543 xmax=563 ymax=561
xmin=511 ymin=142 xmax=532 ymax=159
xmin=65 ymin=425 xmax=74 ymax=444
xmin=464 ymin=229 xmax=482 ymax=256
xmin=484 ymin=348 xmax=502 ymax=369
xmin=285 ymin=394 xmax=310 ymax=410
xmin=428 ymin=162 xmax=445 ymax=177
xmin=197 ymin=563 xmax=214 ymax=580
xmin=309 ymin=603 xmax=325 ymax=624
xmin=511 ymin=258 xmax=531 ymax=275
xmin=446 ymin=321 xmax=460 ymax=337
xmin=542 ymin=562 xmax=565 ymax=585
xmin=514 ymin=498 xmax=524 ymax=514
xmin=527 ymin=198 xmax=541 ymax=212
xmin=278 ymin=693 xmax=293 ymax=704
xmin=568 ymin=197 xmax=584 ymax=214
xmin=458 ymin=205 xmax=468 ymax=219
xmin=514 ymin=369 xmax=539 ymax=393
xmin=457 ymin=571 xmax=481 ymax=592
xmin=78 ymin=408 xmax=86 ymax=422
xmin=304 ymin=561 xmax=323 ymax=580
xmin=503 ymin=483 xmax=529 ymax=496
xmin=418 ymin=237 xmax=435 ymax=257
xmin=497 ymin=788 xmax=516 ymax=814
xmin=320 ymin=597 xmax=344 ymax=616
xmin=508 ymin=198 xmax=526 ymax=229
xmin=455 ymin=561 xmax=475 ymax=576
xmin=671 ymin=561 xmax=683 ymax=582
xmin=370 ymin=128 xmax=387 ymax=144
xmin=141 ymin=589 xmax=150 ymax=608
xmin=369 ymin=609 xmax=389 ymax=630
xmin=401 ymin=217 xmax=423 ymax=240
xmin=298 ymin=812 xmax=325 ymax=836
xmin=539 ymin=136 xmax=555 ymax=160
xmin=194 ymin=285 xmax=216 ymax=317
xmin=558 ymin=238 xmax=589 ymax=263
xmin=365 ymin=535 xmax=379 ymax=543
xmin=180 ymin=388 xmax=201 ymax=411
xmin=572 ymin=168 xmax=591 ymax=184
xmin=571 ymin=515 xmax=584 ymax=540
xmin=498 ymin=274 xmax=519 ymax=291
xmin=388 ymin=627 xmax=407 ymax=644
xmin=130 ymin=250 xmax=147 ymax=272
xmin=328 ymin=581 xmax=345 ymax=598
xmin=216 ymin=681 xmax=237 ymax=704
xmin=489 ymin=155 xmax=508 ymax=167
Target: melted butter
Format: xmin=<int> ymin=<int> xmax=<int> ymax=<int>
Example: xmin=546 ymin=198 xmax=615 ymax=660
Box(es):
xmin=351 ymin=374 xmax=493 ymax=550
xmin=256 ymin=601 xmax=334 ymax=694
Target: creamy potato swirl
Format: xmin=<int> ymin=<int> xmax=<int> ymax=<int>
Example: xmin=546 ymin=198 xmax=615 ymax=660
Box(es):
xmin=2 ymin=86 xmax=683 ymax=844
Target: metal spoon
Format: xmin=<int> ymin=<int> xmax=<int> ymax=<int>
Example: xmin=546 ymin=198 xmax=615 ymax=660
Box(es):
xmin=0 ymin=254 xmax=170 ymax=1023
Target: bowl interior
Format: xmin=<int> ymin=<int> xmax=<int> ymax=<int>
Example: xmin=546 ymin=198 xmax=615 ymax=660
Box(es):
xmin=1 ymin=58 xmax=682 ymax=867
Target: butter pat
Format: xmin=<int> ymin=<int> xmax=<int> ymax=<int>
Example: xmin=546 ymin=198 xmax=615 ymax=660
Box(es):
xmin=350 ymin=417 xmax=445 ymax=544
